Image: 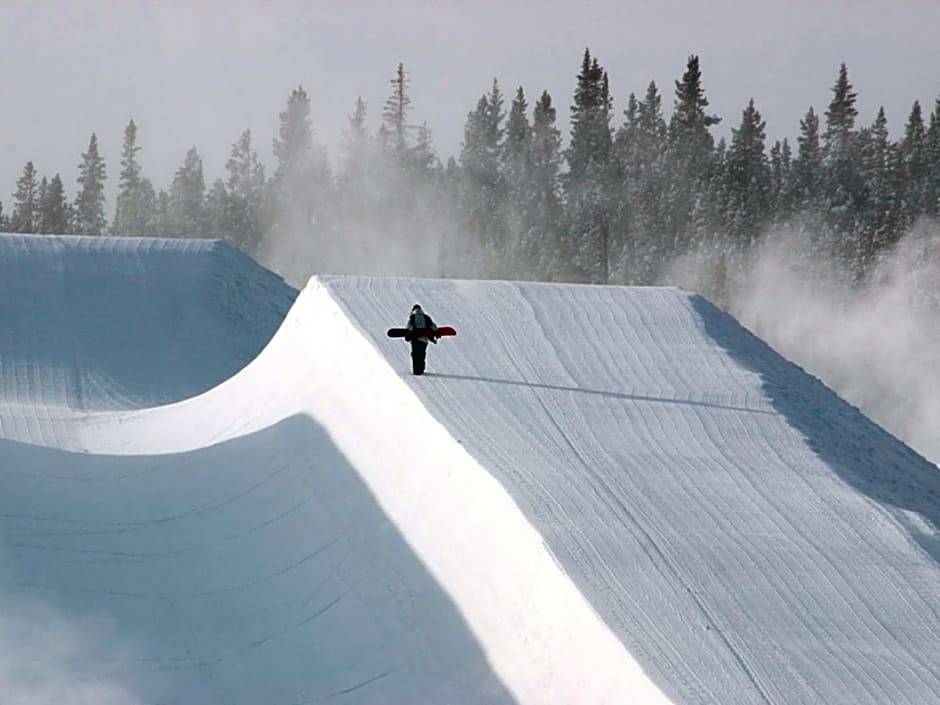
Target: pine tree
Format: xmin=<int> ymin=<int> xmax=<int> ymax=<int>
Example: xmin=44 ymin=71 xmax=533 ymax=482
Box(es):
xmin=341 ymin=96 xmax=371 ymax=184
xmin=410 ymin=122 xmax=437 ymax=178
xmin=822 ymin=63 xmax=863 ymax=271
xmin=113 ymin=119 xmax=151 ymax=236
xmin=666 ymin=55 xmax=721 ymax=254
xmin=927 ymin=98 xmax=940 ymax=215
xmin=768 ymin=138 xmax=793 ymax=220
xmin=273 ymin=86 xmax=312 ymax=190
xmin=724 ymin=99 xmax=770 ymax=248
xmin=203 ymin=179 xmax=229 ymax=241
xmin=35 ymin=177 xmax=48 ymax=232
xmin=268 ymin=85 xmax=333 ymax=275
xmin=503 ymin=86 xmax=531 ymax=202
xmin=224 ymin=129 xmax=266 ymax=252
xmin=899 ymin=100 xmax=930 ymax=223
xmin=74 ymin=133 xmax=107 ymax=235
xmin=382 ymin=63 xmax=412 ymax=154
xmin=39 ymin=174 xmax=70 ymax=233
xmin=526 ymin=90 xmax=564 ymax=280
xmin=792 ymin=107 xmax=824 ymax=208
xmin=501 ymin=86 xmax=532 ymax=276
xmin=858 ymin=106 xmax=903 ymax=264
xmin=564 ymin=48 xmax=614 ymax=282
xmin=614 ymin=81 xmax=670 ymax=283
xmin=10 ymin=161 xmax=39 ymax=233
xmin=459 ymin=80 xmax=506 ymax=273
xmin=167 ymin=146 xmax=206 ymax=236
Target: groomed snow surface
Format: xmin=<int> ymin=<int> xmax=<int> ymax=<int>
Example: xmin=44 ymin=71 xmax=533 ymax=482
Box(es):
xmin=1 ymin=234 xmax=939 ymax=705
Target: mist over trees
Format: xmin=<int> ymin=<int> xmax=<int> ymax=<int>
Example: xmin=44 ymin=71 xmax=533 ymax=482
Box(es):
xmin=3 ymin=52 xmax=939 ymax=299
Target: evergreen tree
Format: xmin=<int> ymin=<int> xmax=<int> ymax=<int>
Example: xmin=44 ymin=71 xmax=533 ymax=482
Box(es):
xmin=459 ymin=80 xmax=506 ymax=273
xmin=273 ymin=85 xmax=314 ymax=194
xmin=927 ymin=98 xmax=940 ymax=215
xmin=113 ymin=119 xmax=151 ymax=236
xmin=526 ymin=89 xmax=564 ymax=280
xmin=502 ymin=86 xmax=532 ymax=202
xmin=224 ymin=129 xmax=266 ymax=252
xmin=564 ymin=48 xmax=614 ymax=282
xmin=382 ymin=63 xmax=412 ymax=154
xmin=341 ymin=96 xmax=371 ymax=183
xmin=501 ymin=86 xmax=532 ymax=275
xmin=35 ymin=177 xmax=48 ymax=232
xmin=10 ymin=161 xmax=39 ymax=233
xmin=724 ymin=99 xmax=770 ymax=248
xmin=768 ymin=138 xmax=793 ymax=220
xmin=73 ymin=133 xmax=108 ymax=235
xmin=823 ymin=63 xmax=859 ymax=162
xmin=410 ymin=122 xmax=438 ymax=178
xmin=167 ymin=146 xmax=206 ymax=236
xmin=267 ymin=85 xmax=333 ymax=277
xmin=666 ymin=55 xmax=721 ymax=253
xmin=203 ymin=179 xmax=229 ymax=241
xmin=614 ymin=80 xmax=670 ymax=283
xmin=899 ymin=100 xmax=930 ymax=223
xmin=792 ymin=106 xmax=824 ymax=208
xmin=858 ymin=106 xmax=903 ymax=264
xmin=39 ymin=174 xmax=71 ymax=234
xmin=822 ymin=63 xmax=863 ymax=271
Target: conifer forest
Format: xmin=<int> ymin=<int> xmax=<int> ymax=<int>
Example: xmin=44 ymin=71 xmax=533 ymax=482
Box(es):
xmin=5 ymin=52 xmax=940 ymax=307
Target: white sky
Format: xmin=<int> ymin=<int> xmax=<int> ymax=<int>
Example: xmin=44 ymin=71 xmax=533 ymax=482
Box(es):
xmin=1 ymin=0 xmax=939 ymax=202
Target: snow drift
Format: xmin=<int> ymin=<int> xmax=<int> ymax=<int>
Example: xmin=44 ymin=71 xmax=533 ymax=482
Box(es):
xmin=1 ymin=234 xmax=939 ymax=705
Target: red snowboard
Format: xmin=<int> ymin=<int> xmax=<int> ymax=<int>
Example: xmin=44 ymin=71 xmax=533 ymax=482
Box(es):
xmin=387 ymin=326 xmax=456 ymax=342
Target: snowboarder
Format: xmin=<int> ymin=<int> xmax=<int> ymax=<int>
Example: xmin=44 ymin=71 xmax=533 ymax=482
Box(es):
xmin=406 ymin=303 xmax=438 ymax=375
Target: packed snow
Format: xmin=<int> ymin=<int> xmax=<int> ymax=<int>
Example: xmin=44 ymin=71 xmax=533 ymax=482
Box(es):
xmin=1 ymin=234 xmax=939 ymax=705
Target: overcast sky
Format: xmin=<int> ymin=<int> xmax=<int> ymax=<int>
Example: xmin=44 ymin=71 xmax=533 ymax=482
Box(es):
xmin=2 ymin=0 xmax=939 ymax=202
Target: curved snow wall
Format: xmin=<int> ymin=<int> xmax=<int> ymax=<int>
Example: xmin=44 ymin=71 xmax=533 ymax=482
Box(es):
xmin=0 ymin=234 xmax=296 ymax=409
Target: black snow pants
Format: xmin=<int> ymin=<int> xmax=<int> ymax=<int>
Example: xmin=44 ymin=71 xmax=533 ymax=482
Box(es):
xmin=411 ymin=339 xmax=428 ymax=375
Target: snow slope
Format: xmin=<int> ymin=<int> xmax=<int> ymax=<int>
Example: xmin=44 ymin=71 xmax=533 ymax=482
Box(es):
xmin=0 ymin=234 xmax=294 ymax=411
xmin=2 ymin=236 xmax=940 ymax=705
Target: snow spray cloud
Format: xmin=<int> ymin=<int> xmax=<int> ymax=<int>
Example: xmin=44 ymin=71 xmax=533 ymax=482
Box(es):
xmin=673 ymin=218 xmax=940 ymax=467
xmin=259 ymin=136 xmax=485 ymax=287
xmin=0 ymin=596 xmax=140 ymax=705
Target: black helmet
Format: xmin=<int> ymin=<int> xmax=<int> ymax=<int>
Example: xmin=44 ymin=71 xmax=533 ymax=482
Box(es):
xmin=411 ymin=304 xmax=422 ymax=312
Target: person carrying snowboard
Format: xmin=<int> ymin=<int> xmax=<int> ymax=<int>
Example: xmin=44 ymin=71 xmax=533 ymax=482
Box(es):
xmin=406 ymin=303 xmax=438 ymax=375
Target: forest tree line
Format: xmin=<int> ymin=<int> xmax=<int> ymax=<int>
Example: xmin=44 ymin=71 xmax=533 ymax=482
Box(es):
xmin=3 ymin=51 xmax=940 ymax=294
